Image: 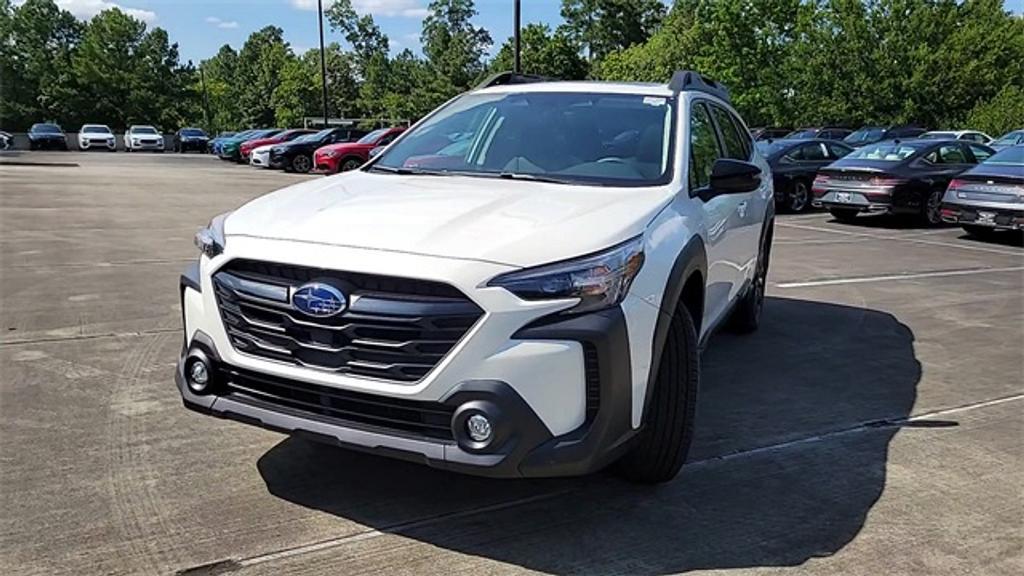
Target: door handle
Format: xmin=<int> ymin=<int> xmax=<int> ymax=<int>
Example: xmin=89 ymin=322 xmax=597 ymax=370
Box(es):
xmin=737 ymin=201 xmax=748 ymax=218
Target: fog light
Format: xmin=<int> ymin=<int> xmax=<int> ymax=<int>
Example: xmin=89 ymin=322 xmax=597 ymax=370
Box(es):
xmin=466 ymin=414 xmax=493 ymax=443
xmin=187 ymin=359 xmax=210 ymax=393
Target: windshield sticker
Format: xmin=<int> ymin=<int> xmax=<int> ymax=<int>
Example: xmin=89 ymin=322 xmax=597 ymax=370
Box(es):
xmin=643 ymin=97 xmax=667 ymax=107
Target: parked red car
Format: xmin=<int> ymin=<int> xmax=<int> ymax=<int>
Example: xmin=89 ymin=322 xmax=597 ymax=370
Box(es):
xmin=240 ymin=129 xmax=315 ymax=162
xmin=314 ymin=127 xmax=406 ymax=173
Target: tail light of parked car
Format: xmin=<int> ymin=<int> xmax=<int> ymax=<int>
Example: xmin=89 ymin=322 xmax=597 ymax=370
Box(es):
xmin=948 ymin=178 xmax=1024 ymax=202
xmin=812 ymin=175 xmax=830 ymax=196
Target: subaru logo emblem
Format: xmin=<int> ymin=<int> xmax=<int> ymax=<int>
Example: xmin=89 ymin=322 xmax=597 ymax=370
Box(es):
xmin=292 ymin=283 xmax=347 ymax=317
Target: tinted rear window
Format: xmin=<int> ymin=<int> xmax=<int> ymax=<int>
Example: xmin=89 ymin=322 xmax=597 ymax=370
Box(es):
xmin=845 ymin=142 xmax=926 ymax=161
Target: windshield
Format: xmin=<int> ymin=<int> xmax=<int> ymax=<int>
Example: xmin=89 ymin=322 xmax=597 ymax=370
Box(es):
xmin=31 ymin=124 xmax=62 ymax=134
xmin=919 ymin=132 xmax=955 ymax=140
xmin=983 ymin=146 xmax=1024 ymax=165
xmin=844 ymin=128 xmax=885 ymax=144
xmin=182 ymin=129 xmax=206 ymax=137
xmin=755 ymin=140 xmax=792 ymax=156
xmin=785 ymin=129 xmax=817 ymax=139
xmin=131 ymin=126 xmax=158 ymax=135
xmin=358 ymin=129 xmax=389 ymax=144
xmin=82 ymin=126 xmax=111 ymax=134
xmin=373 ymin=92 xmax=675 ymax=186
xmin=992 ymin=131 xmax=1023 ymax=146
xmin=845 ymin=142 xmax=925 ymax=161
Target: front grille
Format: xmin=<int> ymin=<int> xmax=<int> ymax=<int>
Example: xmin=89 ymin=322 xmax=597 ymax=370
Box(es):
xmin=582 ymin=343 xmax=600 ymax=423
xmin=213 ymin=259 xmax=483 ymax=382
xmin=221 ymin=365 xmax=455 ymax=440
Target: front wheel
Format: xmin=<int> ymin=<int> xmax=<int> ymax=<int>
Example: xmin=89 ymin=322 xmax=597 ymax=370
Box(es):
xmin=340 ymin=157 xmax=362 ymax=172
xmin=829 ymin=208 xmax=859 ymax=223
xmin=291 ymin=154 xmax=312 ymax=173
xmin=615 ymin=305 xmax=699 ymax=484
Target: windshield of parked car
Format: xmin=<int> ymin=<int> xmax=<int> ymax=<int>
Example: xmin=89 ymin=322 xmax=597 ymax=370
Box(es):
xmin=372 ymin=92 xmax=675 ymax=186
xmin=992 ymin=131 xmax=1023 ymax=146
xmin=844 ymin=128 xmax=885 ymax=144
xmin=785 ymin=129 xmax=817 ymax=139
xmin=919 ymin=132 xmax=956 ymax=140
xmin=131 ymin=126 xmax=158 ymax=135
xmin=755 ymin=140 xmax=793 ymax=156
xmin=181 ymin=128 xmax=206 ymax=137
xmin=844 ymin=141 xmax=926 ymax=161
xmin=82 ymin=125 xmax=111 ymax=134
xmin=31 ymin=124 xmax=62 ymax=134
xmin=983 ymin=146 xmax=1024 ymax=165
xmin=358 ymin=129 xmax=389 ymax=144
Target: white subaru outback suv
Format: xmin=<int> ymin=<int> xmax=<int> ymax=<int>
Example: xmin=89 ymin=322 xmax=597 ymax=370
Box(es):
xmin=177 ymin=71 xmax=774 ymax=483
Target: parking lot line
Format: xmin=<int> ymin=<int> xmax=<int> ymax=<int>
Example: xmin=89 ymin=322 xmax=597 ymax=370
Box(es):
xmin=775 ymin=265 xmax=1024 ymax=288
xmin=777 ymin=222 xmax=1024 ymax=256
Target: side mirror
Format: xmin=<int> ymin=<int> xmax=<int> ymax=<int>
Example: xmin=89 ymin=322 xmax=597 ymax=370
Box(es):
xmin=704 ymin=159 xmax=761 ymax=199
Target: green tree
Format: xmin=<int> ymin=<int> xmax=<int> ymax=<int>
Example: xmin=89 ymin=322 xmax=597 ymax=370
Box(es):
xmin=1 ymin=0 xmax=83 ymax=130
xmin=560 ymin=0 xmax=665 ymax=62
xmin=490 ymin=23 xmax=589 ymax=80
xmin=966 ymin=85 xmax=1024 ymax=137
xmin=326 ymin=0 xmax=389 ymax=71
xmin=72 ymin=8 xmax=149 ymax=128
xmin=422 ymin=0 xmax=492 ymax=90
xmin=235 ymin=26 xmax=292 ymax=127
xmin=201 ymin=45 xmax=244 ymax=131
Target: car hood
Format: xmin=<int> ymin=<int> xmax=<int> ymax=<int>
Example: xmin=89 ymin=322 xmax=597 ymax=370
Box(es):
xmin=319 ymin=142 xmax=369 ymax=153
xmin=224 ymin=171 xmax=671 ymax=267
xmin=80 ymin=132 xmax=113 ymax=138
xmin=251 ymin=144 xmax=275 ymax=153
xmin=30 ymin=133 xmax=64 ymax=139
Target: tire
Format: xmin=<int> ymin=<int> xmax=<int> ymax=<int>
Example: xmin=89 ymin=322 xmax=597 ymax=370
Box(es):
xmin=729 ymin=219 xmax=772 ymax=334
xmin=788 ymin=180 xmax=811 ymax=213
xmin=615 ymin=304 xmax=699 ymax=484
xmin=923 ymin=188 xmax=944 ymax=225
xmin=291 ymin=154 xmax=312 ymax=173
xmin=341 ymin=157 xmax=362 ymax=172
xmin=961 ymin=224 xmax=996 ymax=239
xmin=829 ymin=208 xmax=859 ymax=223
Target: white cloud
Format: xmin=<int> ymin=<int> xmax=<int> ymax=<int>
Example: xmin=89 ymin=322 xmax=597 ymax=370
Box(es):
xmin=206 ymin=16 xmax=240 ymax=30
xmin=291 ymin=0 xmax=427 ymax=18
xmin=55 ymin=0 xmax=157 ymax=23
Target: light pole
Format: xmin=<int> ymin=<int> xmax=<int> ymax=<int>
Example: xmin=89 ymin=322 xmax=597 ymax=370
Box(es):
xmin=318 ymin=0 xmax=329 ymax=127
xmin=513 ymin=0 xmax=521 ymax=73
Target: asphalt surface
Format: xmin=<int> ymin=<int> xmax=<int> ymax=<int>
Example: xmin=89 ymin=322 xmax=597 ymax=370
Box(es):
xmin=1 ymin=152 xmax=1022 ymax=576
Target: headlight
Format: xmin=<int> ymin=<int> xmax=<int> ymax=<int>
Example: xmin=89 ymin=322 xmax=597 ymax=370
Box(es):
xmin=321 ymin=150 xmax=338 ymax=158
xmin=488 ymin=236 xmax=645 ymax=314
xmin=194 ymin=212 xmax=230 ymax=258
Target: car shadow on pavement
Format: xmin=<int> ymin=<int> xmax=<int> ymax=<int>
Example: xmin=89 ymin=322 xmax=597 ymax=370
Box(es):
xmin=257 ymin=297 xmax=921 ymax=574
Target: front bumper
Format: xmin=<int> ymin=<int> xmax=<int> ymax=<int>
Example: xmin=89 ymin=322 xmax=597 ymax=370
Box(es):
xmin=176 ymin=253 xmax=638 ymax=478
xmin=314 ymin=154 xmax=341 ymax=173
xmin=131 ymin=141 xmax=164 ymax=150
xmin=250 ymin=151 xmax=271 ymax=167
xmin=80 ymin=140 xmax=116 ymax=150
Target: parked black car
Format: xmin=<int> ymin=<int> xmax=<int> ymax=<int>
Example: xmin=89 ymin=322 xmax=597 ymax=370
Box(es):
xmin=757 ymin=138 xmax=854 ymax=212
xmin=940 ymin=145 xmax=1024 ymax=240
xmin=749 ymin=127 xmax=791 ymax=141
xmin=268 ymin=127 xmax=368 ymax=173
xmin=785 ymin=126 xmax=853 ymax=140
xmin=28 ymin=123 xmax=68 ymax=150
xmin=174 ymin=127 xmax=209 ymax=153
xmin=843 ymin=125 xmax=928 ymax=148
xmin=813 ymin=139 xmax=996 ymax=225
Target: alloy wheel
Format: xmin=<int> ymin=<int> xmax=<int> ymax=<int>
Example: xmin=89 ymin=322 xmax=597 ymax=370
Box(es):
xmin=789 ymin=181 xmax=810 ymax=212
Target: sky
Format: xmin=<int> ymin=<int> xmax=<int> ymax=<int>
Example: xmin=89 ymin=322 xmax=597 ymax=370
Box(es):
xmin=40 ymin=0 xmax=1024 ymax=65
xmin=48 ymin=0 xmax=569 ymax=64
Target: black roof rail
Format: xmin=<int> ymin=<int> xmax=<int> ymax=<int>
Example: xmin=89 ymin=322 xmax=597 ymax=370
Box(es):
xmin=668 ymin=70 xmax=730 ymax=102
xmin=476 ymin=71 xmax=556 ymax=90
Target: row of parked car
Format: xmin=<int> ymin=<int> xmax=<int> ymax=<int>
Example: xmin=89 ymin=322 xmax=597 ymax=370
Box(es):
xmin=756 ymin=131 xmax=1024 ymax=239
xmin=13 ymin=122 xmax=212 ymax=152
xmin=208 ymin=126 xmax=406 ymax=174
xmin=749 ymin=125 xmax=1024 ymax=148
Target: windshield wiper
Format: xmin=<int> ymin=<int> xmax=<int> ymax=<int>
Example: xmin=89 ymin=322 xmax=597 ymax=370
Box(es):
xmin=497 ymin=172 xmax=574 ymax=185
xmin=367 ymin=165 xmax=449 ymax=176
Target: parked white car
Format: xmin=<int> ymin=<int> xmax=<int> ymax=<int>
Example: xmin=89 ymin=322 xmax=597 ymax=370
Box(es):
xmin=919 ymin=130 xmax=992 ymax=144
xmin=124 ymin=125 xmax=164 ymax=152
xmin=249 ymin=143 xmax=274 ymax=168
xmin=78 ymin=124 xmax=116 ymax=151
xmin=178 ymin=71 xmax=774 ymax=483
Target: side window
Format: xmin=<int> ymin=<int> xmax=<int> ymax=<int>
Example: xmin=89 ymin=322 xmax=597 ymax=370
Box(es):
xmin=936 ymin=144 xmax=967 ymax=164
xmin=968 ymin=144 xmax=992 ymax=163
xmin=709 ymin=104 xmax=747 ymax=160
xmin=729 ymin=112 xmax=753 ymax=159
xmin=689 ymin=102 xmax=721 ymax=191
xmin=799 ymin=143 xmax=828 ymax=161
xmin=827 ymin=143 xmax=852 ymax=158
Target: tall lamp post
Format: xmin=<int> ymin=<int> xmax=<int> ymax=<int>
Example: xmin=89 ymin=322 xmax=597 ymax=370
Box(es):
xmin=513 ymin=0 xmax=521 ymax=73
xmin=318 ymin=0 xmax=329 ymax=127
